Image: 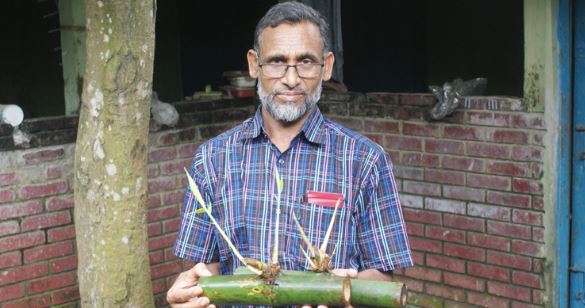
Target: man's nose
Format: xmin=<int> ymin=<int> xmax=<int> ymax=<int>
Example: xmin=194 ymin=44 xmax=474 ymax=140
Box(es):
xmin=280 ymin=65 xmax=301 ymax=88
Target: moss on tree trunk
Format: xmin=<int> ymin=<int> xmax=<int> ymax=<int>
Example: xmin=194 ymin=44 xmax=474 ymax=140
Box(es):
xmin=74 ymin=1 xmax=155 ymax=306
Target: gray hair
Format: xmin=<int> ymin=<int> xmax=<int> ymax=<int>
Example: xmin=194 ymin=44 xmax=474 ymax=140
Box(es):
xmin=253 ymin=1 xmax=331 ymax=55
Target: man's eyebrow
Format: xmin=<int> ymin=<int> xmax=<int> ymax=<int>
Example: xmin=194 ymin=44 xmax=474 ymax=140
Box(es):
xmin=263 ymin=55 xmax=287 ymax=63
xmin=296 ymin=53 xmax=320 ymax=62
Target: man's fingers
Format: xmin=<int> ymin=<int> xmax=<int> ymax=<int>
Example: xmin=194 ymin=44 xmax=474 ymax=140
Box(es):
xmin=194 ymin=263 xmax=213 ymax=277
xmin=168 ymin=286 xmax=203 ymax=304
xmin=317 ymin=305 xmax=328 ymax=308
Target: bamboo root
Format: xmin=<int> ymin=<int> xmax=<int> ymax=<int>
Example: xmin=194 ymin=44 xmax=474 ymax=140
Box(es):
xmin=198 ymin=269 xmax=407 ymax=307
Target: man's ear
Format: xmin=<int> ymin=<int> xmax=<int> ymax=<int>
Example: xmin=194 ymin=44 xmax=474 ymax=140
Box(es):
xmin=322 ymin=51 xmax=335 ymax=81
xmin=247 ymin=49 xmax=259 ymax=79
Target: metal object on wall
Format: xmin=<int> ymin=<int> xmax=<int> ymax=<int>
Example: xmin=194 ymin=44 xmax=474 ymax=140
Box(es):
xmin=428 ymin=77 xmax=487 ymax=120
xmin=0 ymin=104 xmax=24 ymax=127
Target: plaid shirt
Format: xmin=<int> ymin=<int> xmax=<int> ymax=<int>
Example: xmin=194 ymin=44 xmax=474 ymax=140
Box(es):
xmin=174 ymin=106 xmax=412 ymax=275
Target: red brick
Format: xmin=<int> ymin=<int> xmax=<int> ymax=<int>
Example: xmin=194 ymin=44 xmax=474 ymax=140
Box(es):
xmin=488 ymin=281 xmax=531 ymax=302
xmin=512 ymin=179 xmax=543 ymax=195
xmin=0 ymin=200 xmax=43 ymax=219
xmin=148 ymin=148 xmax=177 ymax=162
xmin=403 ymin=180 xmax=441 ymax=197
xmin=467 ymin=143 xmax=510 ymax=159
xmin=152 ymin=278 xmax=167 ymax=294
xmin=488 ymin=129 xmax=529 ymax=144
xmin=425 ymin=225 xmax=465 ymax=243
xmin=533 ymin=290 xmax=544 ymax=305
xmin=148 ymin=165 xmax=160 ymax=177
xmin=391 ymin=276 xmax=424 ymax=292
xmin=444 ymin=125 xmax=484 ymax=140
xmin=0 ymin=263 xmax=48 ymax=286
xmin=512 ymin=240 xmax=543 ymax=257
xmin=487 ymin=191 xmax=531 ymax=208
xmin=511 ymin=301 xmax=541 ymax=308
xmin=0 ymin=172 xmax=17 ymax=186
xmin=468 ymin=203 xmax=510 ymax=221
xmin=487 ymin=221 xmax=532 ymax=240
xmin=403 ymin=208 xmax=442 ymax=225
xmin=0 ymin=283 xmax=25 ymax=302
xmin=426 ymin=283 xmax=466 ymax=301
xmin=20 ymin=181 xmax=68 ymax=200
xmin=399 ymin=194 xmax=423 ymax=208
xmin=148 ymin=205 xmax=179 ymax=222
xmin=52 ymin=286 xmax=80 ymax=304
xmin=399 ymin=94 xmax=435 ymax=106
xmin=46 ymin=195 xmax=75 ymax=211
xmin=157 ymin=131 xmax=179 ymax=146
xmin=50 ymin=255 xmax=78 ymax=273
xmin=531 ymin=163 xmax=544 ymax=179
xmin=29 ymin=271 xmax=76 ymax=294
xmin=468 ymin=262 xmax=510 ymax=282
xmin=330 ymin=117 xmax=363 ymax=131
xmin=364 ymin=120 xmax=400 ymax=133
xmin=0 ymin=189 xmax=15 ymax=203
xmin=148 ymin=222 xmax=162 ymax=237
xmin=402 ymin=122 xmax=441 ymax=137
xmin=442 ymin=185 xmax=485 ymax=202
xmin=0 ymin=231 xmax=45 ymax=253
xmin=404 ymin=266 xmax=442 ymax=282
xmin=163 ymin=191 xmax=184 ymax=206
xmin=409 ymin=236 xmax=442 ymax=253
xmin=384 ymin=136 xmax=423 ymax=151
xmin=148 ymin=178 xmax=176 ymax=194
xmin=533 ymin=227 xmax=544 ymax=242
xmin=512 ymin=271 xmax=542 ymax=289
xmin=151 ymin=261 xmax=182 ymax=279
xmin=163 ymin=218 xmax=182 ymax=233
xmin=467 ymin=173 xmax=510 ymax=191
xmin=425 ymin=198 xmax=466 ymax=215
xmin=426 ymin=254 xmax=465 ymax=273
xmin=148 ymin=195 xmax=162 ymax=208
xmin=0 ymin=251 xmax=21 ymax=269
xmin=425 ymin=140 xmax=465 ymax=155
xmin=47 ymin=225 xmax=76 ymax=242
xmin=161 ymin=159 xmax=193 ymax=176
xmin=444 ymin=243 xmax=485 ymax=261
xmin=178 ymin=144 xmax=198 ymax=158
xmin=441 ymin=156 xmax=483 ymax=172
xmin=393 ymin=166 xmax=424 ymax=181
xmin=444 ymin=214 xmax=485 ymax=232
xmin=533 ymin=258 xmax=544 ymax=273
xmin=425 ymin=169 xmax=465 ymax=185
xmin=532 ymin=197 xmax=544 ymax=210
xmin=532 ymin=132 xmax=545 ymax=146
xmin=474 ymin=226 xmax=514 ymax=249
xmin=444 ymin=272 xmax=485 ymax=291
xmin=511 ymin=114 xmax=545 ymax=129
xmin=150 ymin=250 xmax=165 ymax=265
xmin=512 ymin=209 xmax=543 ymax=226
xmin=487 ymin=161 xmax=530 ymax=177
xmin=467 ymin=111 xmax=510 ymax=127
xmin=512 ymin=146 xmax=543 ymax=162
xmin=2 ymin=294 xmax=52 ymax=308
xmin=406 ymin=223 xmax=424 ymax=236
xmin=468 ymin=291 xmax=510 ymax=307
xmin=24 ymin=241 xmax=73 ymax=264
xmin=411 ymin=251 xmax=425 ymax=266
xmin=0 ymin=220 xmax=19 ymax=237
xmin=46 ymin=166 xmax=62 ymax=179
xmin=21 ymin=211 xmax=71 ymax=232
xmin=149 ymin=233 xmax=178 ymax=251
xmin=401 ymin=153 xmax=440 ymax=167
xmin=487 ymin=251 xmax=532 ymax=270
xmin=23 ymin=148 xmax=65 ymax=164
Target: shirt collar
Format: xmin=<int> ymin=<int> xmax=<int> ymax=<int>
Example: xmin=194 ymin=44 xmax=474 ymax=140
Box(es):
xmin=238 ymin=105 xmax=326 ymax=145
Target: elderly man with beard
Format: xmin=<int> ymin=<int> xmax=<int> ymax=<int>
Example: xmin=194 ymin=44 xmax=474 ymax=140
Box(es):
xmin=167 ymin=2 xmax=412 ymax=307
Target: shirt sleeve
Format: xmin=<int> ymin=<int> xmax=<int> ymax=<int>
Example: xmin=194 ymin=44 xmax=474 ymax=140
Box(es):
xmin=356 ymin=151 xmax=413 ymax=271
xmin=173 ymin=149 xmax=219 ymax=263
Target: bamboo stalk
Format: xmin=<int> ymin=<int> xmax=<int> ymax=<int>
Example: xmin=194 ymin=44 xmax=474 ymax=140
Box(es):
xmin=198 ymin=269 xmax=406 ymax=307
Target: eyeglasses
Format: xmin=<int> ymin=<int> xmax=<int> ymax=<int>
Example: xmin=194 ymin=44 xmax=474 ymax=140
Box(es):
xmin=258 ymin=61 xmax=324 ymax=79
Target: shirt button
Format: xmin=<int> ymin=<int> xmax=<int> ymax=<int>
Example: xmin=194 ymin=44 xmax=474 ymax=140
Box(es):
xmin=278 ymin=159 xmax=285 ymax=165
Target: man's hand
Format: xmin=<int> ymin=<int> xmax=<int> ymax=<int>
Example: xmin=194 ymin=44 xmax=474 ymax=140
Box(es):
xmin=301 ymin=269 xmax=358 ymax=308
xmin=166 ymin=262 xmax=219 ymax=308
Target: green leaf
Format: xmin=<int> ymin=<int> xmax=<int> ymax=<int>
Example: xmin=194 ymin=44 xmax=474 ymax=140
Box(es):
xmin=194 ymin=208 xmax=206 ymax=215
xmin=275 ymin=167 xmax=283 ymax=193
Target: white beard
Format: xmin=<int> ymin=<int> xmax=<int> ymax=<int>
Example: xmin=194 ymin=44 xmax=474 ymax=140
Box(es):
xmin=257 ymin=78 xmax=322 ymax=123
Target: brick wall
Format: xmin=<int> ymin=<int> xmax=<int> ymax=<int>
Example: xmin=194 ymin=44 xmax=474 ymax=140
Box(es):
xmin=0 ymin=93 xmax=545 ymax=307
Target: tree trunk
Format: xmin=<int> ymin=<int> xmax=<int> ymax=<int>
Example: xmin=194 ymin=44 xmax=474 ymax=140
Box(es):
xmin=74 ymin=1 xmax=155 ymax=306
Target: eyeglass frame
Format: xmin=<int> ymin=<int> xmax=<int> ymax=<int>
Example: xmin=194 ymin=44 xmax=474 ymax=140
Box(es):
xmin=257 ymin=61 xmax=325 ymax=79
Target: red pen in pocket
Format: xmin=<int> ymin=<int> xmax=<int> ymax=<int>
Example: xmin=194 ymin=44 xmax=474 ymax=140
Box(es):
xmin=304 ymin=191 xmax=344 ymax=208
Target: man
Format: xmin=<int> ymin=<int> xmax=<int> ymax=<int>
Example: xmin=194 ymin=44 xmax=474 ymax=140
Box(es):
xmin=167 ymin=2 xmax=412 ymax=307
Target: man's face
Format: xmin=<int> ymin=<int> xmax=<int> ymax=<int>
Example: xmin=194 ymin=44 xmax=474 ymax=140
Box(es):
xmin=247 ymin=22 xmax=334 ymax=123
